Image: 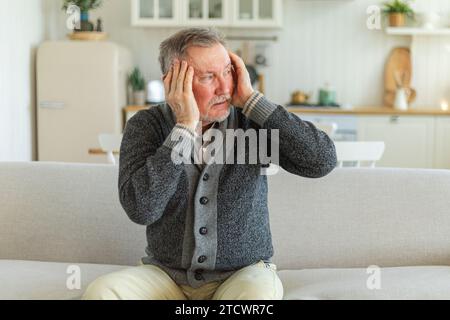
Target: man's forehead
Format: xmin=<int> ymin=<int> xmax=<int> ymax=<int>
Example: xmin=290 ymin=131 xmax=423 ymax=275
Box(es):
xmin=186 ymin=47 xmax=231 ymax=73
xmin=193 ymin=61 xmax=232 ymax=74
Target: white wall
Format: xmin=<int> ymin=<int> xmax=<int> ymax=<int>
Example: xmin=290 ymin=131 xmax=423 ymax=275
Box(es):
xmin=0 ymin=0 xmax=46 ymax=161
xmin=409 ymin=0 xmax=450 ymax=107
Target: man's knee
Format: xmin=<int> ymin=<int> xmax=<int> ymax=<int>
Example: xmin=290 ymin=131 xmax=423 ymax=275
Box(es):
xmin=236 ymin=284 xmax=276 ymax=300
xmin=214 ymin=279 xmax=284 ymax=300
xmin=82 ymin=266 xmax=185 ymax=300
xmin=237 ymin=283 xmax=283 ymax=300
xmin=82 ymin=274 xmax=122 ymax=300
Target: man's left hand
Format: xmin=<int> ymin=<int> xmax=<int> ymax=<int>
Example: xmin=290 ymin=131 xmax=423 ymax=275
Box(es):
xmin=229 ymin=51 xmax=255 ymax=109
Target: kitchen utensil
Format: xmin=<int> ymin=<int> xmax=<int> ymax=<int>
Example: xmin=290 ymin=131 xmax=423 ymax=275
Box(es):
xmin=393 ymin=70 xmax=414 ymax=111
xmin=384 ymin=47 xmax=416 ymax=107
xmin=319 ymin=83 xmax=336 ymax=106
xmin=147 ymin=80 xmax=165 ymax=104
xmin=420 ymin=11 xmax=441 ymax=29
xmin=394 ymin=88 xmax=409 ymax=110
xmin=291 ymin=91 xmax=310 ymax=104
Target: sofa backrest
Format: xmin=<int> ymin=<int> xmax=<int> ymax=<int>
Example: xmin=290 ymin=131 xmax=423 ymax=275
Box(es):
xmin=1 ymin=162 xmax=450 ymax=269
xmin=269 ymin=166 xmax=450 ymax=269
xmin=0 ymin=162 xmax=146 ymax=266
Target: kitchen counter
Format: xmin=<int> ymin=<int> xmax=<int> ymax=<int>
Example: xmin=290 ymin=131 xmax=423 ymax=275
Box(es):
xmin=124 ymin=105 xmax=450 ymax=117
xmin=285 ymin=106 xmax=450 ymax=116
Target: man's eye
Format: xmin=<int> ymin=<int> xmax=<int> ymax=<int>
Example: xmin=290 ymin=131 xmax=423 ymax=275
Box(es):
xmin=201 ymin=75 xmax=214 ymax=82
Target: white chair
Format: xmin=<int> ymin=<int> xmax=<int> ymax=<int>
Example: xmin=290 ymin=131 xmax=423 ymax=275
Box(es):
xmin=334 ymin=141 xmax=385 ymax=168
xmin=98 ymin=134 xmax=123 ymax=165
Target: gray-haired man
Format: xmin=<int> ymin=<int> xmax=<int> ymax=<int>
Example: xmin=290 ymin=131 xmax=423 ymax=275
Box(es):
xmin=83 ymin=27 xmax=337 ymax=300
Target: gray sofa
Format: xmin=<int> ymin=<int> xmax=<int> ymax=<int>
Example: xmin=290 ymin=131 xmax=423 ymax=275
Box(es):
xmin=1 ymin=161 xmax=450 ymax=300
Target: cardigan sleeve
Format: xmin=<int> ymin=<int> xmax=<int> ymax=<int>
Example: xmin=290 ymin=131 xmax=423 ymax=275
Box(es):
xmin=242 ymin=92 xmax=337 ymax=178
xmin=118 ymin=111 xmax=195 ymax=226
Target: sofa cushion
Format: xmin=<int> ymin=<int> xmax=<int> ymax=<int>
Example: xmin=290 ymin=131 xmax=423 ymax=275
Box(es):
xmin=279 ymin=266 xmax=450 ymax=300
xmin=3 ymin=260 xmax=450 ymax=300
xmin=0 ymin=260 xmax=127 ymax=300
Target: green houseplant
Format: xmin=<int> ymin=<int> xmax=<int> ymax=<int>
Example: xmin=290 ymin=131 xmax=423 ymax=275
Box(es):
xmin=62 ymin=0 xmax=103 ymax=31
xmin=383 ymin=0 xmax=415 ymax=27
xmin=129 ymin=67 xmax=147 ymax=106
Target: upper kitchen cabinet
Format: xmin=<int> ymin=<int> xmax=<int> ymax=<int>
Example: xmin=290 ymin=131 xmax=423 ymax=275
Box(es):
xmin=131 ymin=0 xmax=282 ymax=28
xmin=131 ymin=0 xmax=179 ymax=27
xmin=181 ymin=0 xmax=229 ymax=26
xmin=231 ymin=0 xmax=282 ymax=28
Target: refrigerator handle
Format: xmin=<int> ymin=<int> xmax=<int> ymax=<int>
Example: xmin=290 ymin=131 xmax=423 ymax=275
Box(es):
xmin=39 ymin=101 xmax=66 ymax=109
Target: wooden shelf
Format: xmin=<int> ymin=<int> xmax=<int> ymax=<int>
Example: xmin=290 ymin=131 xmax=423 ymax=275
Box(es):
xmin=386 ymin=27 xmax=450 ymax=36
xmin=68 ymin=32 xmax=108 ymax=41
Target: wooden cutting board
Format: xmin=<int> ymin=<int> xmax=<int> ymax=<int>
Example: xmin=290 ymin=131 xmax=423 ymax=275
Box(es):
xmin=384 ymin=47 xmax=416 ymax=107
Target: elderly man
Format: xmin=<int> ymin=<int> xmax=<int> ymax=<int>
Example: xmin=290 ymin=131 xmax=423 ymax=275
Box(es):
xmin=82 ymin=27 xmax=337 ymax=300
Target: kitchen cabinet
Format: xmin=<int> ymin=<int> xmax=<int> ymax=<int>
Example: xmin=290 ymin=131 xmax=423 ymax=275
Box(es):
xmin=231 ymin=0 xmax=282 ymax=28
xmin=181 ymin=0 xmax=229 ymax=26
xmin=296 ymin=110 xmax=447 ymax=169
xmin=357 ymin=116 xmax=435 ymax=169
xmin=434 ymin=117 xmax=450 ymax=169
xmin=296 ymin=114 xmax=358 ymax=142
xmin=131 ymin=0 xmax=282 ymax=28
xmin=131 ymin=0 xmax=179 ymax=26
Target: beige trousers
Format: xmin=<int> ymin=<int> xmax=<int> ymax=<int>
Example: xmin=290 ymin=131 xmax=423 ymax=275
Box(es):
xmin=82 ymin=260 xmax=283 ymax=300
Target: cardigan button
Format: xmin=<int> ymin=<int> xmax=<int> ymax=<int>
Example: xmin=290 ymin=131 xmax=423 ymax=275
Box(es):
xmin=200 ymin=197 xmax=209 ymax=205
xmin=203 ymin=173 xmax=210 ymax=181
xmin=195 ymin=269 xmax=204 ymax=281
xmin=198 ymin=255 xmax=207 ymax=263
xmin=199 ymin=227 xmax=208 ymax=235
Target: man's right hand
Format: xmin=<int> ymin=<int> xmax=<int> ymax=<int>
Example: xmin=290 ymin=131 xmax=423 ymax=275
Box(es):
xmin=163 ymin=60 xmax=200 ymax=132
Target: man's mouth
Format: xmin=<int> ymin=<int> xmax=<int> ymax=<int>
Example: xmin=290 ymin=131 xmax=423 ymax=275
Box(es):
xmin=212 ymin=101 xmax=228 ymax=108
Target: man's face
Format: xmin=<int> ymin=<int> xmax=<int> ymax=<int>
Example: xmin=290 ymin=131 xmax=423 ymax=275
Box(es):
xmin=186 ymin=43 xmax=235 ymax=124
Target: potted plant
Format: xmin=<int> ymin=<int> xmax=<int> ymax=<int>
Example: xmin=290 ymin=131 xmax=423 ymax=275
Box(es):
xmin=62 ymin=0 xmax=103 ymax=32
xmin=129 ymin=67 xmax=147 ymax=106
xmin=383 ymin=0 xmax=415 ymax=27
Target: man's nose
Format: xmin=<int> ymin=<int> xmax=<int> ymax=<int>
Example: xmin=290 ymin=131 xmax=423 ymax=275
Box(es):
xmin=215 ymin=74 xmax=230 ymax=95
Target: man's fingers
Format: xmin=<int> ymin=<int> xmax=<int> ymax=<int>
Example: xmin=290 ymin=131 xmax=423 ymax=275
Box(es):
xmin=176 ymin=60 xmax=188 ymax=94
xmin=170 ymin=60 xmax=180 ymax=93
xmin=229 ymin=50 xmax=252 ymax=91
xmin=228 ymin=51 xmax=246 ymax=72
xmin=163 ymin=66 xmax=173 ymax=96
xmin=184 ymin=66 xmax=194 ymax=94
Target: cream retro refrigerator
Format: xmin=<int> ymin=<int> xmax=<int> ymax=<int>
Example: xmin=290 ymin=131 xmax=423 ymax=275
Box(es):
xmin=37 ymin=41 xmax=133 ymax=163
